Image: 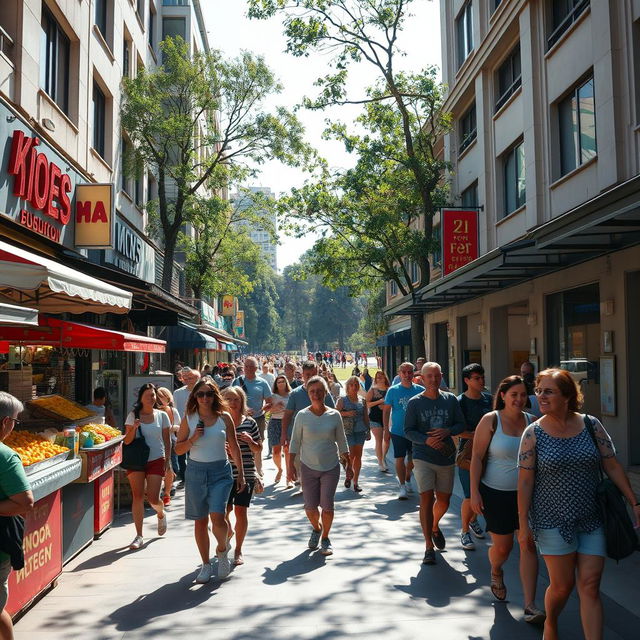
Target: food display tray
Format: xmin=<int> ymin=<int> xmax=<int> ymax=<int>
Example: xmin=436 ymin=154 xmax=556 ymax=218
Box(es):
xmin=80 ymin=435 xmax=124 ymax=451
xmin=24 ymin=450 xmax=70 ymax=476
xmin=27 ymin=395 xmax=96 ymax=424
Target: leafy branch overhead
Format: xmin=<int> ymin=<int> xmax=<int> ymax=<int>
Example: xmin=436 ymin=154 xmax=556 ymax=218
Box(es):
xmin=120 ymin=36 xmax=315 ymax=292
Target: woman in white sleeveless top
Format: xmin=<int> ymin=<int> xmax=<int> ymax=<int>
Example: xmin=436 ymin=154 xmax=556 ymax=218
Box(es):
xmin=470 ymin=375 xmax=544 ymax=625
xmin=175 ymin=379 xmax=244 ymax=584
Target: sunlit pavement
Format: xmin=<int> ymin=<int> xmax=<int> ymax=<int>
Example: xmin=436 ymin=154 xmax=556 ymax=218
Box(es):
xmin=14 ymin=448 xmax=640 ymax=639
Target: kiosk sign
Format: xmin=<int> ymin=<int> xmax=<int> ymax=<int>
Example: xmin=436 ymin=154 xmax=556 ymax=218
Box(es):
xmin=441 ymin=209 xmax=479 ymax=276
xmin=6 ymin=490 xmax=63 ymax=616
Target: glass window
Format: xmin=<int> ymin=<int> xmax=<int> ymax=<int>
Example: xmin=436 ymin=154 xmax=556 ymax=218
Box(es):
xmin=120 ymin=137 xmax=130 ymax=194
xmin=559 ymin=76 xmax=596 ymax=176
xmin=40 ymin=7 xmax=70 ymax=114
xmin=92 ymin=82 xmax=106 ymax=157
xmin=390 ymin=280 xmax=398 ymax=297
xmin=459 ymin=102 xmax=476 ymax=153
xmin=162 ymin=17 xmax=186 ymax=42
xmin=123 ymin=37 xmax=130 ymax=78
xmin=496 ymin=45 xmax=521 ymax=111
xmin=456 ymin=1 xmax=473 ymax=70
xmin=461 ymin=182 xmax=478 ymax=208
xmin=95 ymin=0 xmax=107 ymax=37
xmin=548 ymin=0 xmax=590 ymax=49
xmin=503 ymin=141 xmax=525 ymax=216
xmin=137 ymin=0 xmax=144 ymax=21
xmin=432 ymin=225 xmax=441 ymax=266
xmin=148 ymin=6 xmax=155 ymax=48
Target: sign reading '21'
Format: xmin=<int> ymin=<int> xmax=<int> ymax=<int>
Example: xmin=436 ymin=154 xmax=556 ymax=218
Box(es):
xmin=441 ymin=209 xmax=479 ymax=276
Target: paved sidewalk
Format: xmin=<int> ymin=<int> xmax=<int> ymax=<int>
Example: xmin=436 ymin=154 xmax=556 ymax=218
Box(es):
xmin=14 ymin=450 xmax=640 ymax=639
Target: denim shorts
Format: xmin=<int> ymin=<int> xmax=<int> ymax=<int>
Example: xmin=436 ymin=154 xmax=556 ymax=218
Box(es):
xmin=347 ymin=431 xmax=367 ymax=447
xmin=458 ymin=466 xmax=471 ymax=499
xmin=185 ymin=458 xmax=234 ymax=519
xmin=390 ymin=433 xmax=412 ymax=459
xmin=535 ymin=526 xmax=606 ymax=557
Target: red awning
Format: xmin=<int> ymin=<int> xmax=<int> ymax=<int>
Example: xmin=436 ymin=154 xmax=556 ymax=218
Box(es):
xmin=0 ymin=317 xmax=165 ymax=353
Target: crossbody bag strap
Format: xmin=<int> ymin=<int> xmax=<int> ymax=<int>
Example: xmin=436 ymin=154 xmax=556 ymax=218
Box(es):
xmin=583 ymin=414 xmax=605 ymax=480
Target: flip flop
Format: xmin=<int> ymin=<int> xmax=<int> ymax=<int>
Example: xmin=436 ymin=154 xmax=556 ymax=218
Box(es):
xmin=491 ymin=571 xmax=507 ymax=601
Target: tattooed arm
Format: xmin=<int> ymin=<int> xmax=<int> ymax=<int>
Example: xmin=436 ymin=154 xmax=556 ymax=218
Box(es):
xmin=517 ymin=426 xmax=537 ymax=549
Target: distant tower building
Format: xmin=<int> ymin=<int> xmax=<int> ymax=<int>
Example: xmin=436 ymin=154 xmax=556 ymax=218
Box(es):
xmin=233 ymin=187 xmax=278 ymax=271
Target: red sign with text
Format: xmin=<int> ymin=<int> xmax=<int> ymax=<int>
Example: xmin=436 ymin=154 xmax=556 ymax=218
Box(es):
xmin=93 ymin=470 xmax=114 ymax=535
xmin=6 ymin=490 xmax=63 ymax=617
xmin=442 ymin=209 xmax=479 ymax=276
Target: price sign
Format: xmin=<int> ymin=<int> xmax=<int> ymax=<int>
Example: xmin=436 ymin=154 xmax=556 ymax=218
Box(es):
xmin=441 ymin=209 xmax=479 ymax=276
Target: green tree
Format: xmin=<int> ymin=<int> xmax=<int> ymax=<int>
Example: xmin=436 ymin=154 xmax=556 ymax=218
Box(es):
xmin=277 ymin=264 xmax=315 ymax=351
xmin=181 ymin=191 xmax=275 ymax=299
xmin=249 ymin=0 xmax=451 ymax=358
xmin=121 ymin=36 xmax=312 ymax=291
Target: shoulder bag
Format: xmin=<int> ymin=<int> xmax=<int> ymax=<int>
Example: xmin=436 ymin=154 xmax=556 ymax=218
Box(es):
xmin=584 ymin=415 xmax=639 ymax=561
xmin=120 ymin=418 xmax=150 ymax=471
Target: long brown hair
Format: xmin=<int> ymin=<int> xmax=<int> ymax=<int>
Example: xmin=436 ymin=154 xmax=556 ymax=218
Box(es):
xmin=185 ymin=379 xmax=227 ymax=417
xmin=493 ymin=375 xmax=526 ymax=410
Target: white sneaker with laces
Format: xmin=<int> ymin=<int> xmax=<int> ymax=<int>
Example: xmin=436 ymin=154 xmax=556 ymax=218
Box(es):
xmin=195 ymin=563 xmax=212 ymax=584
xmin=469 ymin=519 xmax=485 ymax=539
xmin=398 ymin=485 xmax=408 ymax=500
xmin=405 ymin=484 xmax=414 ymax=495
xmin=157 ymin=513 xmax=167 ymax=536
xmin=217 ymin=549 xmax=231 ymax=579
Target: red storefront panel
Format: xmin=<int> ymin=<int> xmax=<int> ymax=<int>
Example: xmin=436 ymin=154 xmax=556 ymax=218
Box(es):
xmin=93 ymin=471 xmax=114 ymax=535
xmin=6 ymin=490 xmax=62 ymax=617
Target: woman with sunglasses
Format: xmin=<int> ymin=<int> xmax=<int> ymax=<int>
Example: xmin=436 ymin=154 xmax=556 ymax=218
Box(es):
xmin=175 ymin=379 xmax=244 ymax=583
xmin=268 ymin=375 xmax=291 ymax=484
xmin=518 ymin=368 xmax=640 ymax=640
xmin=123 ymin=383 xmax=171 ymax=550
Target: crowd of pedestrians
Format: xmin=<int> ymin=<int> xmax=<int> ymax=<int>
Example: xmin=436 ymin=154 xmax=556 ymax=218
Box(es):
xmin=2 ymin=351 xmax=639 ymax=640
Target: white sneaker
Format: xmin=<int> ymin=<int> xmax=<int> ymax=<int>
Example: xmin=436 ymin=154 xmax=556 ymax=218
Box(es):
xmin=217 ymin=549 xmax=231 ymax=579
xmin=195 ymin=563 xmax=212 ymax=584
xmin=157 ymin=513 xmax=167 ymax=536
xmin=405 ymin=484 xmax=414 ymax=495
xmin=398 ymin=485 xmax=408 ymax=500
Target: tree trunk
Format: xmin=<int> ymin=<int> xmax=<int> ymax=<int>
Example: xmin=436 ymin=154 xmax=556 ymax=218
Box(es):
xmin=162 ymin=232 xmax=177 ymax=293
xmin=411 ymin=313 xmax=425 ymax=362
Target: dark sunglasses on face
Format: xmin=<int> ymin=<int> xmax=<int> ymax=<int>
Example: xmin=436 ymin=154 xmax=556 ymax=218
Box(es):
xmin=196 ymin=391 xmax=215 ymax=399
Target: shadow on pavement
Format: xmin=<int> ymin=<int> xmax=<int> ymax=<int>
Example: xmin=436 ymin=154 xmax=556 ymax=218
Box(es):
xmin=70 ymin=538 xmax=162 ymax=572
xmin=262 ymin=549 xmax=327 ymax=585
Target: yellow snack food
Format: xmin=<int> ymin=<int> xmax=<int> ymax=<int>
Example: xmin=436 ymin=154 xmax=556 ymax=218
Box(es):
xmin=31 ymin=395 xmax=94 ymax=420
xmin=5 ymin=430 xmax=69 ymax=466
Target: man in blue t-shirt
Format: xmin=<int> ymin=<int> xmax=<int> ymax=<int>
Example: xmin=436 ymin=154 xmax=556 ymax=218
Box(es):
xmin=457 ymin=363 xmax=493 ymax=550
xmin=404 ymin=362 xmax=466 ymax=565
xmin=233 ymin=357 xmax=272 ymax=474
xmin=383 ymin=362 xmax=424 ymax=500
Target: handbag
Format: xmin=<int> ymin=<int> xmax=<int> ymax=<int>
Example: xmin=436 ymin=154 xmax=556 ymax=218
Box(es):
xmin=584 ymin=415 xmax=639 ymax=561
xmin=120 ymin=420 xmax=150 ymax=471
xmin=455 ymin=438 xmax=473 ymax=470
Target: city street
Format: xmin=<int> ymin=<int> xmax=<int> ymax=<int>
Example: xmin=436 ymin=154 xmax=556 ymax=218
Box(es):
xmin=14 ymin=450 xmax=640 ymax=640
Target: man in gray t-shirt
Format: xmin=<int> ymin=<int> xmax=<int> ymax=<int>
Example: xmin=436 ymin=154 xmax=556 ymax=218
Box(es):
xmin=403 ymin=362 xmax=465 ymax=564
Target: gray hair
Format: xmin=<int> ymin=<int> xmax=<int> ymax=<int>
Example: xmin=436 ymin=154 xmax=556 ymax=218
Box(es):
xmin=0 ymin=392 xmax=23 ymax=419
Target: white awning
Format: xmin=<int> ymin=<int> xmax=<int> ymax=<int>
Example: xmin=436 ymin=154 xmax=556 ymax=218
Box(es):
xmin=0 ymin=303 xmax=38 ymax=326
xmin=0 ymin=240 xmax=132 ymax=314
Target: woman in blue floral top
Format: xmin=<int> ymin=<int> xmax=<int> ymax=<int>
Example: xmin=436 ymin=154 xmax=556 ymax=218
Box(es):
xmin=517 ymin=368 xmax=640 ymax=640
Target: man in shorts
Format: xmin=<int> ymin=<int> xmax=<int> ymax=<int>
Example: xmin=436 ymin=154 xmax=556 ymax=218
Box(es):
xmin=382 ymin=362 xmax=424 ymax=500
xmin=0 ymin=392 xmax=34 ymax=638
xmin=404 ymin=362 xmax=466 ymax=565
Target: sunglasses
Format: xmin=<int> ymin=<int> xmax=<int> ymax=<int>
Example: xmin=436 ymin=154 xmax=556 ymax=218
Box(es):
xmin=196 ymin=390 xmax=215 ymax=399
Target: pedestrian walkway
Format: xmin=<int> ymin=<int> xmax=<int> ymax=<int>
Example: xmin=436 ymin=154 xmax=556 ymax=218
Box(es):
xmin=15 ymin=452 xmax=640 ymax=639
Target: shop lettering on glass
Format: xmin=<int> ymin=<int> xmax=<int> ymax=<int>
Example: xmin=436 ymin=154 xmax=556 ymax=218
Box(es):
xmin=7 ymin=130 xmax=72 ymax=243
xmin=110 ymin=221 xmax=142 ymax=274
xmin=441 ymin=209 xmax=479 ymax=276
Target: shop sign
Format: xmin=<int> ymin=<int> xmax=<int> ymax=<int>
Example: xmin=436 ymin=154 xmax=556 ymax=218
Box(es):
xmin=6 ymin=130 xmax=72 ymax=244
xmin=221 ymin=295 xmax=236 ymax=316
xmin=6 ymin=490 xmax=63 ymax=616
xmin=200 ymin=300 xmax=226 ymax=331
xmin=74 ymin=183 xmax=113 ymax=248
xmin=94 ymin=471 xmax=114 ymax=535
xmin=234 ymin=310 xmax=245 ymax=339
xmin=103 ymin=216 xmax=155 ymax=283
xmin=441 ymin=209 xmax=479 ymax=276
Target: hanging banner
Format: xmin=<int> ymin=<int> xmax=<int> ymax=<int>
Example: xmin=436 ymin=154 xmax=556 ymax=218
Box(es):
xmin=221 ymin=295 xmax=235 ymax=316
xmin=234 ymin=310 xmax=245 ymax=339
xmin=441 ymin=208 xmax=479 ymax=276
xmin=75 ymin=183 xmax=113 ymax=248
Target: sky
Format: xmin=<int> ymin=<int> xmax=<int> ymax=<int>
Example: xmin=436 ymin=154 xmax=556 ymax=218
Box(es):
xmin=203 ymin=1 xmax=442 ymax=269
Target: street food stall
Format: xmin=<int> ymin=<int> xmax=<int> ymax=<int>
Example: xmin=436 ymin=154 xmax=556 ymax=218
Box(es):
xmin=0 ymin=240 xmax=143 ymax=617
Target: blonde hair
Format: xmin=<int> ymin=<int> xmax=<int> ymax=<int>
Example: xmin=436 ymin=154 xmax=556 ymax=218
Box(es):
xmin=345 ymin=376 xmax=361 ymax=395
xmin=221 ymin=385 xmax=248 ymax=415
xmin=156 ymin=386 xmax=175 ymax=406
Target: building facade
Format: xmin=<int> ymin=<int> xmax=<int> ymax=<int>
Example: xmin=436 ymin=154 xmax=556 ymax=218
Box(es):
xmin=383 ymin=0 xmax=640 ymax=475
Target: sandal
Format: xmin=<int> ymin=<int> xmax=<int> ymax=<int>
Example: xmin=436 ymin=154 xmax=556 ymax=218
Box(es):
xmin=354 ymin=484 xmax=362 ymax=492
xmin=344 ymin=478 xmax=351 ymax=488
xmin=490 ymin=571 xmax=507 ymax=601
xmin=274 ymin=470 xmax=282 ymax=484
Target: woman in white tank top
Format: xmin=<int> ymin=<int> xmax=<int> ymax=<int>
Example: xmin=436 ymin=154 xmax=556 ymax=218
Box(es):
xmin=175 ymin=379 xmax=244 ymax=584
xmin=470 ymin=375 xmax=545 ymax=625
